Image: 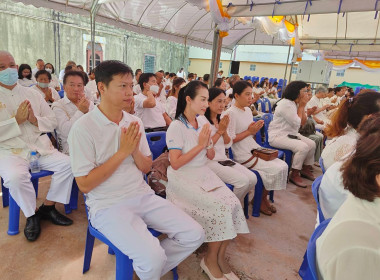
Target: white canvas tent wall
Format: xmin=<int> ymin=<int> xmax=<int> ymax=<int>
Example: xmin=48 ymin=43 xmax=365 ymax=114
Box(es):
xmin=10 ymin=0 xmax=380 ymax=61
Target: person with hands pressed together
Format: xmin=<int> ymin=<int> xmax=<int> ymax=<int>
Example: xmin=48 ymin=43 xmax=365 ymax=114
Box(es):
xmin=52 ymin=71 xmax=94 ymax=155
xmin=68 ymin=61 xmax=204 ymax=280
xmin=306 ymin=86 xmax=332 ymax=131
xmin=199 ymin=87 xmax=257 ymax=205
xmin=0 ymin=51 xmax=75 ymax=242
xmin=269 ymin=81 xmax=316 ymax=188
xmin=166 ymin=81 xmax=249 ymax=280
xmin=227 ymin=81 xmax=288 ymax=216
xmin=31 ymin=70 xmax=61 ymax=105
xmin=134 ymin=73 xmax=172 ymax=132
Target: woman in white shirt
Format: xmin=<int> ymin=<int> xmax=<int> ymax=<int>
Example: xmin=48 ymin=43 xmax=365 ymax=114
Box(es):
xmin=266 ymin=82 xmax=279 ymax=107
xmin=32 ymin=70 xmax=61 ymax=105
xmin=200 ymin=87 xmax=257 ymax=204
xmin=321 ymin=90 xmax=380 ymax=170
xmin=17 ymin=64 xmax=35 ymax=87
xmin=226 ymin=81 xmax=288 ymax=216
xmin=166 ymin=81 xmax=249 ymax=280
xmin=44 ymin=63 xmax=61 ymax=92
xmin=316 ymin=114 xmax=380 ymax=280
xmin=268 ymin=81 xmax=316 ymax=188
xmin=165 ymin=77 xmax=185 ymax=120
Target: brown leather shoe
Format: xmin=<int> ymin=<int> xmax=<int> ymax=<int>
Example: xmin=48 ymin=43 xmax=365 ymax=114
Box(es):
xmin=289 ymin=170 xmax=307 ymax=188
xmin=301 ymin=167 xmax=316 ymax=181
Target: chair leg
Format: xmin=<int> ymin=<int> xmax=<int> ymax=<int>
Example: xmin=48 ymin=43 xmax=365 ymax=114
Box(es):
xmin=108 ymin=246 xmax=115 ymax=255
xmin=172 ymin=267 xmax=179 ymax=280
xmin=243 ymin=194 xmax=249 ymax=219
xmin=83 ymin=227 xmax=95 ymax=274
xmin=250 ymin=170 xmax=264 ymax=217
xmin=115 ymin=251 xmax=134 ymax=280
xmin=2 ymin=179 xmax=9 ymax=207
xmin=8 ymin=194 xmax=20 ymax=235
xmin=70 ymin=180 xmax=79 ymax=210
xmin=269 ymin=191 xmax=274 ymax=203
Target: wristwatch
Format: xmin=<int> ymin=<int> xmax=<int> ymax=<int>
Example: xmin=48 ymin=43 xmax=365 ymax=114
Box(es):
xmin=206 ymin=139 xmax=214 ymax=150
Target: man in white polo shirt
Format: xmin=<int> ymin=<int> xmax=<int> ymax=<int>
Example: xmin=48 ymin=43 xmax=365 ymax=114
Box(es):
xmin=68 ymin=60 xmax=204 ymax=280
xmin=0 ymin=51 xmax=74 ymax=242
xmin=52 ymin=71 xmax=94 ymax=155
xmin=134 ymin=73 xmax=172 ymax=132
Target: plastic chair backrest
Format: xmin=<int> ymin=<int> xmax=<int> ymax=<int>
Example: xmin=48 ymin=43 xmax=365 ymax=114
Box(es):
xmin=146 ymin=131 xmax=167 ymax=160
xmin=263 ymin=98 xmax=272 ymax=113
xmin=58 ymin=90 xmax=64 ymax=98
xmin=262 ymin=113 xmax=273 ymax=145
xmin=311 ymin=175 xmax=325 ymax=223
xmin=256 ymin=99 xmax=264 ymax=112
xmin=255 ymin=131 xmax=263 ymax=145
xmin=319 ymin=157 xmax=326 ymax=173
xmin=306 ymin=218 xmax=331 ymax=280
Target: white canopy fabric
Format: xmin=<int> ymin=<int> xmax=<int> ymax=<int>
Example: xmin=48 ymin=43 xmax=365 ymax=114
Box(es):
xmin=11 ymin=0 xmax=380 ymax=57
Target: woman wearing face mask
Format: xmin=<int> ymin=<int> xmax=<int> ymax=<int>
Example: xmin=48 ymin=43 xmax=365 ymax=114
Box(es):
xmin=166 ymin=77 xmax=185 ymax=120
xmin=44 ymin=63 xmax=61 ymax=92
xmin=166 ymin=81 xmax=249 ymax=280
xmin=17 ymin=64 xmax=35 ymax=87
xmin=198 ymin=87 xmax=257 ymax=205
xmin=32 ymin=70 xmax=61 ymax=105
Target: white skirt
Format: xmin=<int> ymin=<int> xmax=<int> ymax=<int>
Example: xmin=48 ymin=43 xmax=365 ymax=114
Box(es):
xmin=242 ymin=157 xmax=288 ymax=191
xmin=167 ymin=165 xmax=249 ymax=242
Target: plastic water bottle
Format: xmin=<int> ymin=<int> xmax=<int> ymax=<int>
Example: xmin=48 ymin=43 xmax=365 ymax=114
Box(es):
xmin=29 ymin=151 xmax=41 ymax=173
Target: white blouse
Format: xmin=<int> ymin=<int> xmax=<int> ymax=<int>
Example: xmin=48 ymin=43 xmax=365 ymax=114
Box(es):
xmin=197 ymin=115 xmax=232 ymax=161
xmin=31 ymin=85 xmax=61 ymax=105
xmin=268 ymin=98 xmax=301 ymax=141
xmin=225 ymin=105 xmax=260 ymax=163
xmin=321 ymin=127 xmax=359 ymax=170
xmin=49 ymin=74 xmax=61 ymax=90
xmin=18 ymin=78 xmax=35 ymax=87
xmin=165 ymin=96 xmax=177 ymax=120
xmin=317 ymin=194 xmax=380 ymax=280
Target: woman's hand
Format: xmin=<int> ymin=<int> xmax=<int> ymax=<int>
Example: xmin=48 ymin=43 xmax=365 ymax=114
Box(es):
xmin=217 ymin=115 xmax=230 ymax=135
xmin=248 ymin=120 xmax=264 ymax=135
xmin=198 ymin=123 xmax=211 ymax=148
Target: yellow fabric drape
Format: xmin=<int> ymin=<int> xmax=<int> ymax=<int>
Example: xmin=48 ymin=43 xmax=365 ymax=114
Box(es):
xmin=356 ymin=59 xmax=380 ymax=69
xmin=284 ymin=20 xmax=295 ymax=32
xmin=325 ymin=59 xmax=354 ymax=66
xmin=269 ymin=16 xmax=284 ymax=23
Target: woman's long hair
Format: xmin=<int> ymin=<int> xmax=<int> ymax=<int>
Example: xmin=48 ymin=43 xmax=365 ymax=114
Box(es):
xmin=169 ymin=77 xmax=185 ymax=97
xmin=204 ymin=87 xmax=226 ymax=125
xmin=175 ymin=80 xmax=208 ymax=120
xmin=325 ymin=90 xmax=380 ymax=138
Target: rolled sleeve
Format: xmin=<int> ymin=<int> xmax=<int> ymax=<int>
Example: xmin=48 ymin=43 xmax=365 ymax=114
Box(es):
xmin=166 ymin=121 xmax=184 ymax=150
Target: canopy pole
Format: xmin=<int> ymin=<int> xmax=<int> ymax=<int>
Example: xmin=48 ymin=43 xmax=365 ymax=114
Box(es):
xmin=283 ymin=44 xmax=291 ymax=83
xmin=209 ymin=27 xmax=223 ymax=88
xmin=90 ymin=1 xmax=100 ymax=71
xmin=289 ymin=62 xmax=294 ymax=83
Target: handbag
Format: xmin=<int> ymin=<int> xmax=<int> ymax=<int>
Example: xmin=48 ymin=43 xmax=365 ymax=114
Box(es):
xmin=241 ymin=147 xmax=278 ymax=169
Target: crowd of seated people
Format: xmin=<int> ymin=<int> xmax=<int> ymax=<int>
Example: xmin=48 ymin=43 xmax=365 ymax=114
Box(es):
xmin=2 ymin=48 xmax=380 ymax=279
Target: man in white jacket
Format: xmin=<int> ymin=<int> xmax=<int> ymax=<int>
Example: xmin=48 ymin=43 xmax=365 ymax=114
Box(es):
xmin=0 ymin=51 xmax=74 ymax=242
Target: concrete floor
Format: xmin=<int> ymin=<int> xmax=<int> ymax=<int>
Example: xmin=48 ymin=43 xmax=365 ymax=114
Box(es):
xmin=0 ymin=170 xmax=320 ymax=280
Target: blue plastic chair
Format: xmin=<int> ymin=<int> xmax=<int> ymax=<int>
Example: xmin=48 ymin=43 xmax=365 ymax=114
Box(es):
xmin=82 ymin=195 xmax=178 ymax=280
xmin=256 ymin=99 xmax=265 ymax=112
xmin=319 ymin=157 xmax=326 ymax=174
xmin=311 ymin=175 xmax=325 ymax=224
xmin=1 ymin=172 xmax=78 ymax=235
xmin=146 ymin=131 xmax=167 ymax=160
xmin=261 ymin=113 xmax=293 ymax=171
xmin=299 ymin=218 xmax=331 ymax=280
xmin=58 ymin=90 xmax=64 ymax=98
xmin=228 ymin=148 xmax=273 ymax=217
xmin=263 ymin=98 xmax=272 ymax=113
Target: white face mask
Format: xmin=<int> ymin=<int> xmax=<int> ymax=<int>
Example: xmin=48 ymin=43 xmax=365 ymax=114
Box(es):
xmin=38 ymin=82 xmax=49 ymax=88
xmin=45 ymin=68 xmax=52 ymax=74
xmin=149 ymin=85 xmax=159 ymax=94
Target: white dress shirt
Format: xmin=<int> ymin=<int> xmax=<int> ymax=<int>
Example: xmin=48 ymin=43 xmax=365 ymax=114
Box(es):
xmin=306 ymin=95 xmax=328 ymax=122
xmin=317 ymin=194 xmax=380 ymax=280
xmin=68 ymin=107 xmax=153 ymax=220
xmin=0 ymin=84 xmax=57 ymax=159
xmin=51 ymin=96 xmax=95 ymax=155
xmin=133 ymin=84 xmax=142 ymax=95
xmin=134 ymin=93 xmax=166 ymax=129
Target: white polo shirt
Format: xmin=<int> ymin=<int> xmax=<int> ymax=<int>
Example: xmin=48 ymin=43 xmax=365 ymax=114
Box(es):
xmin=134 ymin=93 xmax=166 ymax=129
xmin=52 ymin=96 xmax=95 ymax=155
xmin=68 ymin=106 xmax=153 ymax=219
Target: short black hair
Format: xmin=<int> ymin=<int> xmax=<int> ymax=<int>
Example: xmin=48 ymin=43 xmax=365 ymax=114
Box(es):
xmin=273 ymin=81 xmax=278 ymax=86
xmin=158 ymin=70 xmax=164 ymax=74
xmin=138 ymin=73 xmax=155 ymax=92
xmin=94 ymin=60 xmax=133 ymax=89
xmin=36 ymin=59 xmax=44 ymax=63
xmin=188 ymin=73 xmax=194 ymax=79
xmin=203 ymin=74 xmax=210 ymax=82
xmin=35 ymin=69 xmax=52 ymax=81
xmin=65 ymin=65 xmax=74 ymax=72
xmin=63 ymin=71 xmax=85 ymax=85
xmin=233 ymin=80 xmax=252 ymax=97
xmin=44 ymin=63 xmax=55 ymax=74
xmin=18 ymin=64 xmax=32 ymax=80
xmin=214 ymin=78 xmax=223 ymax=87
xmin=165 ymin=72 xmax=169 ymax=76
xmin=282 ymin=81 xmax=308 ymax=101
xmin=169 ymin=73 xmax=176 ymax=78
xmin=135 ymin=69 xmax=142 ymax=76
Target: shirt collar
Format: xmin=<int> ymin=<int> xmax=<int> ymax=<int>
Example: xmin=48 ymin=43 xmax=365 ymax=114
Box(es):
xmin=178 ymin=114 xmax=199 ymax=131
xmin=62 ymin=95 xmax=72 ymax=104
xmin=93 ymin=106 xmax=131 ymax=127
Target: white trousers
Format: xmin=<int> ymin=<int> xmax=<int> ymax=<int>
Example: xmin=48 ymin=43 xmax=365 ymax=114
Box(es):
xmin=0 ymin=151 xmax=73 ymax=218
xmin=207 ymin=160 xmax=257 ymax=203
xmin=91 ymin=193 xmax=205 ymax=280
xmin=270 ymin=134 xmax=316 ymax=170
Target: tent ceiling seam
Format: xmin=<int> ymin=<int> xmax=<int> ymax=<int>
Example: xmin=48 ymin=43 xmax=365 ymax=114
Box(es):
xmin=162 ymin=2 xmax=187 ymax=32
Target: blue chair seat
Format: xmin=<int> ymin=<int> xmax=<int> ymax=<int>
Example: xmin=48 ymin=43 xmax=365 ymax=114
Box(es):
xmin=299 ymin=218 xmax=331 ymax=279
xmin=83 ymin=195 xmax=178 ymax=280
xmin=146 ymin=131 xmax=167 ymax=160
xmin=1 ymin=171 xmax=78 ymax=235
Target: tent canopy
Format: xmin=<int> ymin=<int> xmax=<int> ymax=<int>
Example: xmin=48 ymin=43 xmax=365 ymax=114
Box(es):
xmin=11 ymin=0 xmax=380 ymax=58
